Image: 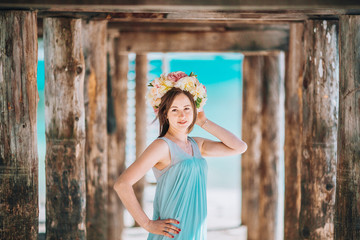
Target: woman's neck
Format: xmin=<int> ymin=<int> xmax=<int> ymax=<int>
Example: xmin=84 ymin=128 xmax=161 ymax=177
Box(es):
xmin=166 ymin=128 xmax=188 ymax=143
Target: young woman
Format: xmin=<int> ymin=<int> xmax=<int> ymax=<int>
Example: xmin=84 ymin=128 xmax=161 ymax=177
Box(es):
xmin=114 ymin=71 xmax=247 ymax=239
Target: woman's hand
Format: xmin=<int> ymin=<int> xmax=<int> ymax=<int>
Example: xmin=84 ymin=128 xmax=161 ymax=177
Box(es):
xmin=144 ymin=218 xmax=181 ymax=238
xmin=196 ymin=110 xmax=207 ymax=127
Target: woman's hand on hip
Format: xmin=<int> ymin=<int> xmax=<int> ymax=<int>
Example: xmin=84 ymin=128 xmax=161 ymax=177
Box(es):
xmin=144 ymin=218 xmax=181 ymax=238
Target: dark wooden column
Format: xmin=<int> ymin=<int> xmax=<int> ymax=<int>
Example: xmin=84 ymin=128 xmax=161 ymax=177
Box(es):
xmin=336 ymin=15 xmax=360 ymax=240
xmin=44 ymin=18 xmax=86 ymax=239
xmin=133 ymin=53 xmax=148 ymax=226
xmin=107 ymin=36 xmax=128 ymax=240
xmin=284 ymin=23 xmax=304 ymax=240
xmin=82 ymin=20 xmax=108 ymax=240
xmin=258 ymin=54 xmax=283 ymax=240
xmin=241 ymin=56 xmax=263 ymax=240
xmin=299 ymin=20 xmax=338 ymax=239
xmin=0 ymin=11 xmax=38 ymax=240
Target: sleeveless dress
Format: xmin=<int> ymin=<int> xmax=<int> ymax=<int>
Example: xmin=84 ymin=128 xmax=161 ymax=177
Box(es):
xmin=147 ymin=136 xmax=208 ymax=240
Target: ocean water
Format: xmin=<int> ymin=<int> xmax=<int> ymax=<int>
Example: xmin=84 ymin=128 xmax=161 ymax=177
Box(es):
xmin=36 ymin=42 xmax=244 ymax=228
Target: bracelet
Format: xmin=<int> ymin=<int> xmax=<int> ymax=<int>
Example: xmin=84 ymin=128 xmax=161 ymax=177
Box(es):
xmin=201 ymin=119 xmax=208 ymax=128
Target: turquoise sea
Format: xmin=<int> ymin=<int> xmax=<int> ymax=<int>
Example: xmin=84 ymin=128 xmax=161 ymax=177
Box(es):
xmin=37 ymin=40 xmax=245 ymax=227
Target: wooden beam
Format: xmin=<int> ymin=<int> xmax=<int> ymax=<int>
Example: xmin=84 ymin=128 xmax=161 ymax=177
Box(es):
xmin=241 ymin=56 xmax=263 ymax=240
xmin=259 ymin=53 xmax=283 ymax=240
xmin=284 ymin=23 xmax=304 ymax=240
xmin=133 ymin=53 xmax=148 ymax=226
xmin=0 ymin=10 xmax=38 ymax=240
xmin=0 ymin=1 xmax=360 ymax=13
xmin=336 ymin=15 xmax=360 ymax=240
xmin=82 ymin=20 xmax=109 ymax=240
xmin=117 ymin=29 xmax=289 ymax=53
xmin=299 ymin=19 xmax=338 ymax=239
xmin=107 ymin=36 xmax=128 ymax=240
xmin=44 ymin=17 xmax=86 ymax=239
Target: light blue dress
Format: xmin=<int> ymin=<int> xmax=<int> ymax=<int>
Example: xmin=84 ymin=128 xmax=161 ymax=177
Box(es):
xmin=147 ymin=136 xmax=208 ymax=240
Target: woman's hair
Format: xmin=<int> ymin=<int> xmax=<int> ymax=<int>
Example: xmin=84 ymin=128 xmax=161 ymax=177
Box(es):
xmin=157 ymin=88 xmax=197 ymax=137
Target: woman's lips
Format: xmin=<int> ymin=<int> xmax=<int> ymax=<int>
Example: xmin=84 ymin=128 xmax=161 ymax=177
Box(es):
xmin=178 ymin=121 xmax=187 ymax=124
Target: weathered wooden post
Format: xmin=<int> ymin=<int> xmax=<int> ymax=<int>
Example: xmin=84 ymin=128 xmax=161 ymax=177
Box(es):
xmin=82 ymin=20 xmax=108 ymax=240
xmin=284 ymin=23 xmax=304 ymax=240
xmin=0 ymin=11 xmax=38 ymax=240
xmin=299 ymin=20 xmax=338 ymax=239
xmin=133 ymin=53 xmax=148 ymax=226
xmin=44 ymin=18 xmax=86 ymax=239
xmin=107 ymin=36 xmax=129 ymax=239
xmin=241 ymin=56 xmax=263 ymax=240
xmin=258 ymin=53 xmax=283 ymax=240
xmin=336 ymin=15 xmax=360 ymax=240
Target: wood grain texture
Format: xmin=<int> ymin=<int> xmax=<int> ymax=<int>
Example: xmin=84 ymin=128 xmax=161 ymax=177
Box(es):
xmin=299 ymin=20 xmax=338 ymax=240
xmin=258 ymin=54 xmax=283 ymax=240
xmin=335 ymin=15 xmax=360 ymax=240
xmin=107 ymin=36 xmax=128 ymax=240
xmin=44 ymin=17 xmax=86 ymax=240
xmin=241 ymin=56 xmax=263 ymax=240
xmin=284 ymin=23 xmax=304 ymax=240
xmin=82 ymin=20 xmax=109 ymax=240
xmin=133 ymin=54 xmax=148 ymax=226
xmin=0 ymin=10 xmax=38 ymax=240
xmin=117 ymin=30 xmax=289 ymax=53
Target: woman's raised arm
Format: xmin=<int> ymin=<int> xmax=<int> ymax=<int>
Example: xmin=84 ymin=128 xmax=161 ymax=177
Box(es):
xmin=194 ymin=111 xmax=247 ymax=157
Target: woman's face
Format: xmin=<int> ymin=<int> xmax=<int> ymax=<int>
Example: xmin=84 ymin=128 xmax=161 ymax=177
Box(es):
xmin=167 ymin=93 xmax=194 ymax=132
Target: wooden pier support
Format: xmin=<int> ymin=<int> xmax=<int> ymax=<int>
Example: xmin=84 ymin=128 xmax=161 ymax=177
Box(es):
xmin=336 ymin=15 xmax=360 ymax=240
xmin=259 ymin=54 xmax=283 ymax=240
xmin=82 ymin=20 xmax=108 ymax=240
xmin=284 ymin=23 xmax=304 ymax=240
xmin=241 ymin=56 xmax=263 ymax=240
xmin=133 ymin=53 xmax=148 ymax=226
xmin=107 ymin=36 xmax=129 ymax=240
xmin=299 ymin=20 xmax=338 ymax=239
xmin=44 ymin=18 xmax=86 ymax=239
xmin=0 ymin=11 xmax=38 ymax=240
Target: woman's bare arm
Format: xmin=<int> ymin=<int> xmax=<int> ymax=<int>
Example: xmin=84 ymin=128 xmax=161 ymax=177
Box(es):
xmin=194 ymin=111 xmax=247 ymax=157
xmin=113 ymin=139 xmax=180 ymax=238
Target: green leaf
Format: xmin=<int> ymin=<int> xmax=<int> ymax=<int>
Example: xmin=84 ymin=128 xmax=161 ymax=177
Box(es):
xmin=148 ymin=83 xmax=153 ymax=87
xmin=195 ymin=97 xmax=202 ymax=108
xmin=189 ymin=72 xmax=197 ymax=77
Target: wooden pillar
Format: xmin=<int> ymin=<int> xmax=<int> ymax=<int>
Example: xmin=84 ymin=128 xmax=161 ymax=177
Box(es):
xmin=44 ymin=18 xmax=86 ymax=239
xmin=0 ymin=11 xmax=38 ymax=240
xmin=241 ymin=56 xmax=263 ymax=240
xmin=133 ymin=53 xmax=148 ymax=226
xmin=299 ymin=20 xmax=338 ymax=239
xmin=336 ymin=15 xmax=360 ymax=239
xmin=258 ymin=54 xmax=283 ymax=240
xmin=284 ymin=23 xmax=304 ymax=240
xmin=82 ymin=20 xmax=108 ymax=240
xmin=107 ymin=36 xmax=128 ymax=240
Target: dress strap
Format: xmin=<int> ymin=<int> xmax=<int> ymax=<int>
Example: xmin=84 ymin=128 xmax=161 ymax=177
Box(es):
xmin=188 ymin=137 xmax=202 ymax=158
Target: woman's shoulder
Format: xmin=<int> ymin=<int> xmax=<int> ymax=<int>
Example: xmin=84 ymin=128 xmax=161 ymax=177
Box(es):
xmin=190 ymin=136 xmax=205 ymax=148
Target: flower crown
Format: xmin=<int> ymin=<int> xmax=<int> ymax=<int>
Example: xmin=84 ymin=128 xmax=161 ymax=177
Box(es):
xmin=147 ymin=71 xmax=207 ymax=114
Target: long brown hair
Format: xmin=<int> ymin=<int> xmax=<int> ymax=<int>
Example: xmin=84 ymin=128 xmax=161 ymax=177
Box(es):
xmin=157 ymin=88 xmax=197 ymax=137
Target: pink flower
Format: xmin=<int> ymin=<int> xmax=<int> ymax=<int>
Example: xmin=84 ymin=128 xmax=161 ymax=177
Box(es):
xmin=167 ymin=71 xmax=188 ymax=82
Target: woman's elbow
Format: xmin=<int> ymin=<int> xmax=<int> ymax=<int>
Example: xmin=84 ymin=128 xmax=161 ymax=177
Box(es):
xmin=113 ymin=175 xmax=128 ymax=193
xmin=237 ymin=141 xmax=247 ymax=154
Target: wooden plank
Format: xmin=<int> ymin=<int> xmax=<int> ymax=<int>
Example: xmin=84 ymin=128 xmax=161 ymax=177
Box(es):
xmin=259 ymin=53 xmax=283 ymax=240
xmin=0 ymin=0 xmax=359 ymax=12
xmin=241 ymin=56 xmax=263 ymax=240
xmin=299 ymin=19 xmax=338 ymax=239
xmin=82 ymin=20 xmax=109 ymax=240
xmin=0 ymin=10 xmax=38 ymax=240
xmin=284 ymin=23 xmax=304 ymax=240
xmin=117 ymin=30 xmax=289 ymax=53
xmin=133 ymin=54 xmax=148 ymax=226
xmin=44 ymin=17 xmax=86 ymax=239
xmin=107 ymin=36 xmax=128 ymax=240
xmin=336 ymin=15 xmax=360 ymax=240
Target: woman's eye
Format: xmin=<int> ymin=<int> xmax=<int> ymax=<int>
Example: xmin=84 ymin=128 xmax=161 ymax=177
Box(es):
xmin=185 ymin=108 xmax=190 ymax=110
xmin=172 ymin=109 xmax=177 ymax=112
